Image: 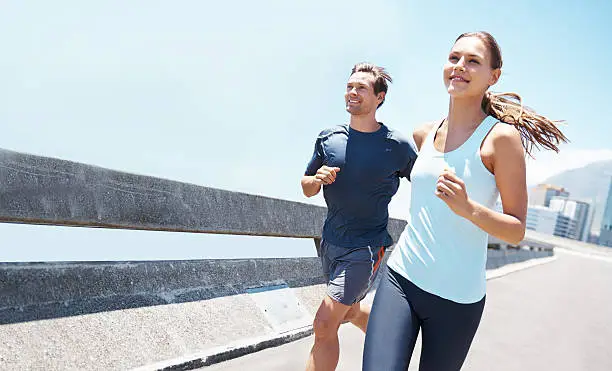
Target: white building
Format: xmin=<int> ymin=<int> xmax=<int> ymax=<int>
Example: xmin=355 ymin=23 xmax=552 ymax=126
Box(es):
xmin=526 ymin=205 xmax=559 ymax=235
xmin=599 ymin=179 xmax=612 ymax=248
xmin=549 ymin=197 xmax=592 ymax=241
xmin=500 ymin=196 xmax=594 ymax=242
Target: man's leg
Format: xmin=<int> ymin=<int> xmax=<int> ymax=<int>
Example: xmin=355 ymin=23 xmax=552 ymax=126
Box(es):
xmin=305 ymin=295 xmax=352 ymax=371
xmin=344 ymin=301 xmax=370 ymax=332
xmin=306 ymin=242 xmax=385 ymax=370
xmin=343 ymin=246 xmax=386 ymax=333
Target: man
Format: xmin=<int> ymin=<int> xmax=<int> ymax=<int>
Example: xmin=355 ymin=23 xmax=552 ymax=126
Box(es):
xmin=301 ymin=63 xmax=417 ymax=370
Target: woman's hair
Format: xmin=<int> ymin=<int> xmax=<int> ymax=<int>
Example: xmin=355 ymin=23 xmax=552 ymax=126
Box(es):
xmin=456 ymin=32 xmax=568 ymax=155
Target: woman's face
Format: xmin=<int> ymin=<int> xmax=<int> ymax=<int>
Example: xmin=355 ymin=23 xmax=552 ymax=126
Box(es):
xmin=443 ymin=36 xmax=500 ymax=99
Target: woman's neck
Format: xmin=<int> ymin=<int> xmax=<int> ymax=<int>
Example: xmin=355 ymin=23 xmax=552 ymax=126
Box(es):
xmin=446 ymin=95 xmax=487 ymax=130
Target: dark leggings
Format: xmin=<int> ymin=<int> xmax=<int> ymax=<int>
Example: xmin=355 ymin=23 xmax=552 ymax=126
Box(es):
xmin=363 ymin=267 xmax=485 ymax=371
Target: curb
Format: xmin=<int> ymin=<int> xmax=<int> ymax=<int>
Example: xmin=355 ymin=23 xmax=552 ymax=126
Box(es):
xmin=485 ymin=255 xmax=558 ymax=280
xmin=555 ymin=247 xmax=612 ymax=263
xmin=131 ymin=326 xmax=313 ymax=371
xmin=138 ymin=255 xmax=558 ymax=370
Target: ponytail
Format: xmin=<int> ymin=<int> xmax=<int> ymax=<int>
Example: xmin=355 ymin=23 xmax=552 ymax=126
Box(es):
xmin=482 ymin=91 xmax=568 ymax=156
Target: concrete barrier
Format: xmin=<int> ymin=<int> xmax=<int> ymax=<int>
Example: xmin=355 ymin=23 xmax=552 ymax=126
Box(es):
xmin=0 ymin=147 xmax=406 ymax=255
xmin=0 ymin=247 xmax=554 ymax=371
xmin=0 ymin=148 xmax=557 ymax=370
xmin=0 ymin=258 xmax=327 ymax=370
xmin=0 ymin=258 xmax=326 ymax=325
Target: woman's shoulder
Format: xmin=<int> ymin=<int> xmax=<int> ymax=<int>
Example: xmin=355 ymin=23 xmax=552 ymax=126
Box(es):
xmin=413 ymin=121 xmax=439 ymax=151
xmin=488 ymin=121 xmax=523 ymax=146
xmin=482 ymin=121 xmax=524 ymax=161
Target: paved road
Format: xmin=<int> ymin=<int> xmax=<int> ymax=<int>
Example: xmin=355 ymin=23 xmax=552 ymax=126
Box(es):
xmin=206 ymin=249 xmax=612 ymax=370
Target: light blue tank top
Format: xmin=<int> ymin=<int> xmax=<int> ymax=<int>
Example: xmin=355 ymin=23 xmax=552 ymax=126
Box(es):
xmin=387 ymin=116 xmax=500 ymax=304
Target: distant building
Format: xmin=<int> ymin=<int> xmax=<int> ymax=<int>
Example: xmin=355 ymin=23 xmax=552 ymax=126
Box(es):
xmin=584 ymin=202 xmax=597 ymax=242
xmin=554 ymin=214 xmax=578 ymax=239
xmin=529 ymin=184 xmax=569 ymax=207
xmin=525 ymin=198 xmax=593 ymax=241
xmin=599 ymin=179 xmax=612 ymax=248
xmin=588 ymin=232 xmax=600 ymax=245
xmin=549 ymin=197 xmax=591 ymax=241
xmin=526 ymin=205 xmax=559 ymax=235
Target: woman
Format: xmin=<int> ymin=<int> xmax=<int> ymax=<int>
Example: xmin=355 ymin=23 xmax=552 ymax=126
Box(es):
xmin=362 ymin=31 xmax=567 ymax=371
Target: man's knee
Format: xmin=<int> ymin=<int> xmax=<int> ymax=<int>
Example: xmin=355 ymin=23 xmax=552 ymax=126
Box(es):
xmin=345 ymin=303 xmax=357 ymax=319
xmin=344 ymin=303 xmax=366 ymax=322
xmin=312 ymin=315 xmax=340 ymax=340
xmin=312 ymin=297 xmax=350 ymax=340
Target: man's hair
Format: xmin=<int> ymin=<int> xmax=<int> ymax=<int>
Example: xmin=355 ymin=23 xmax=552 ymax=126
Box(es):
xmin=350 ymin=63 xmax=393 ymax=108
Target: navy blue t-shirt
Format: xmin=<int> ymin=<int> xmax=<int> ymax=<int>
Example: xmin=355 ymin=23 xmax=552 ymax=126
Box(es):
xmin=305 ymin=123 xmax=417 ymax=248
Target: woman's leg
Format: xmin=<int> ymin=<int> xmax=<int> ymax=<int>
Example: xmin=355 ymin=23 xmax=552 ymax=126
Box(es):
xmin=362 ymin=268 xmax=420 ymax=371
xmin=418 ymin=295 xmax=485 ymax=371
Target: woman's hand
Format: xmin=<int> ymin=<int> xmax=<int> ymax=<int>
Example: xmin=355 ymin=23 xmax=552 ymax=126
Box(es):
xmin=435 ymin=170 xmax=474 ymax=219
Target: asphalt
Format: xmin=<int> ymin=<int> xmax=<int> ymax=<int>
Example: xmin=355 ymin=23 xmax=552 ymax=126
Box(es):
xmin=204 ymin=249 xmax=612 ymax=370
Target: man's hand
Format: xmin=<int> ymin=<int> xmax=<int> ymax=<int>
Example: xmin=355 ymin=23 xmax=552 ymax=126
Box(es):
xmin=301 ymin=166 xmax=341 ymax=197
xmin=314 ymin=166 xmax=341 ymax=185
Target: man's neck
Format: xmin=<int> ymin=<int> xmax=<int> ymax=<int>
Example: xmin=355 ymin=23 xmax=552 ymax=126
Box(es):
xmin=349 ymin=114 xmax=380 ymax=133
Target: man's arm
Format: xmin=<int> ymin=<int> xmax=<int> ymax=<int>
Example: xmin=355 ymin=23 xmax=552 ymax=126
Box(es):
xmin=301 ymin=166 xmax=341 ymax=197
xmin=301 ymin=176 xmax=321 ymax=197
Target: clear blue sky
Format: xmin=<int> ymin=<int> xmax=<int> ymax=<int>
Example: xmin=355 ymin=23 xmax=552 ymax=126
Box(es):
xmin=1 ymin=1 xmax=611 ymax=261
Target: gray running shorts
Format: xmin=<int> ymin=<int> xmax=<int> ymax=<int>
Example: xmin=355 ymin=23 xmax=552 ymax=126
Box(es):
xmin=320 ymin=238 xmax=386 ymax=306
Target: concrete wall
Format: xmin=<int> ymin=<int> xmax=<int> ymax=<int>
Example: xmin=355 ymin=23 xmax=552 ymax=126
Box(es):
xmin=0 ymin=258 xmax=327 ymax=370
xmin=0 ymin=248 xmax=553 ymax=325
xmin=0 ymin=258 xmax=326 ymax=325
xmin=0 ymin=247 xmax=554 ymax=371
xmin=0 ymin=148 xmax=556 ymax=370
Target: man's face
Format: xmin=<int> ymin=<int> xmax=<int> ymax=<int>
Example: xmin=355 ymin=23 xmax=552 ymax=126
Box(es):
xmin=345 ymin=72 xmax=384 ymax=116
